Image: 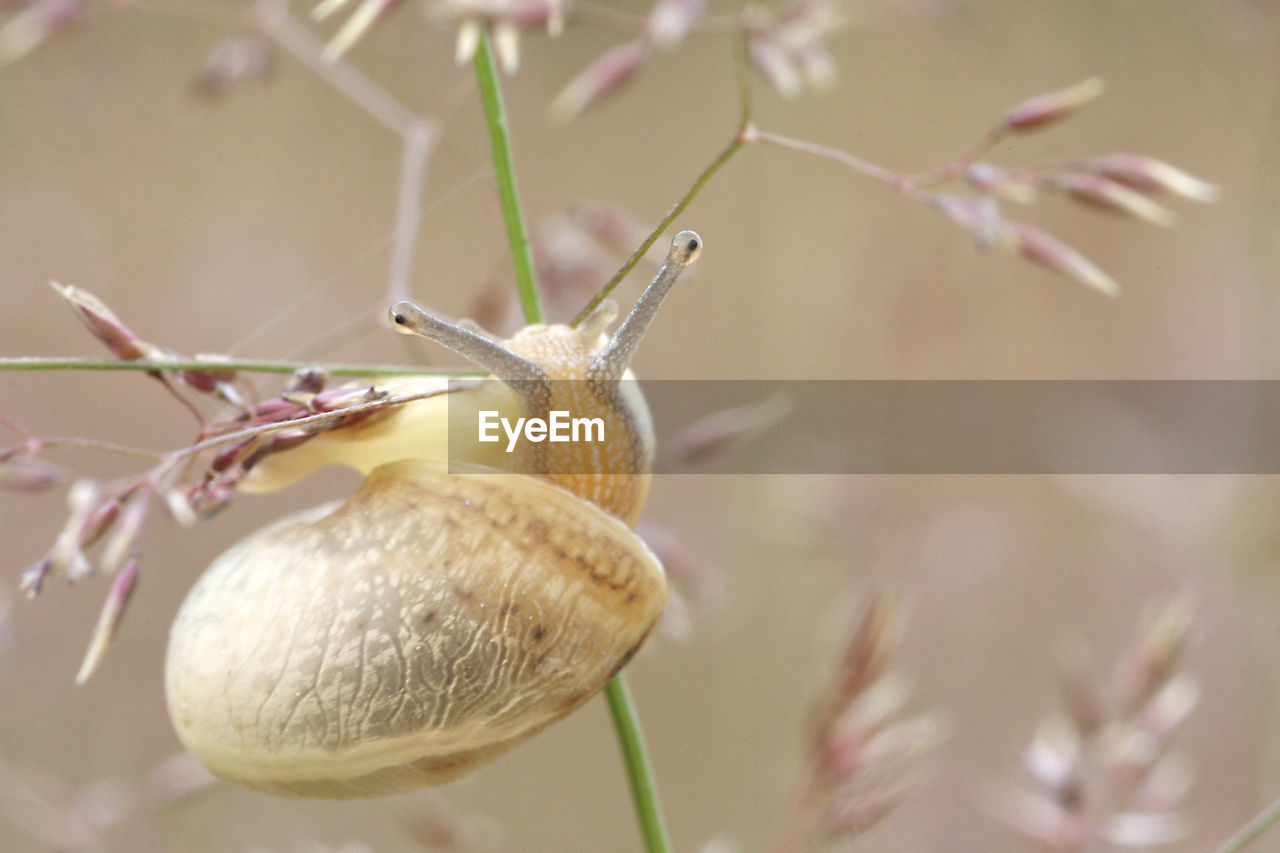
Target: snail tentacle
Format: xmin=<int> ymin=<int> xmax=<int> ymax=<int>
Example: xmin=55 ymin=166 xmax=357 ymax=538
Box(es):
xmin=590 ymin=231 xmax=702 ymax=381
xmin=390 ymin=300 xmax=549 ymax=387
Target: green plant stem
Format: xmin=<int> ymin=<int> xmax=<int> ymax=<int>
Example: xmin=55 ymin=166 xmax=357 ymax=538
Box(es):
xmin=605 ymin=674 xmax=672 ymax=853
xmin=469 ymin=30 xmax=668 ymax=853
xmin=0 ymin=356 xmax=477 ymax=378
xmin=1214 ymin=793 xmax=1280 ymax=853
xmin=569 ymin=30 xmax=756 ymax=329
xmin=472 ymin=29 xmax=543 ymax=325
xmin=571 ymin=132 xmax=744 ymax=328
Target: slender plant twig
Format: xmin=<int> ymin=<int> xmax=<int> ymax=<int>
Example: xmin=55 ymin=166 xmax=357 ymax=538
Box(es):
xmin=0 ymin=357 xmax=478 ymax=378
xmin=570 ymin=132 xmax=744 ymax=328
xmin=388 ymin=120 xmax=437 ymax=305
xmin=605 ymin=675 xmax=673 ymax=853
xmin=569 ymin=1 xmax=651 ymax=30
xmin=571 ymin=1 xmax=741 ymax=35
xmin=470 ymin=25 xmax=671 ymax=853
xmin=908 ymin=127 xmax=1005 ymax=187
xmin=163 ymin=388 xmax=448 ymax=468
xmin=1213 ymin=793 xmax=1280 ymax=853
xmin=473 ymin=28 xmax=543 ymax=325
xmin=734 ymin=31 xmax=754 ymax=132
xmin=571 ymin=37 xmax=758 ymax=328
xmin=7 ymin=437 xmax=164 ymax=461
xmin=769 ymin=770 xmax=821 ymax=853
xmin=131 ymin=0 xmax=252 ymax=28
xmin=256 ymin=0 xmax=418 ymax=136
xmin=2 ymin=414 xmax=162 ymax=461
xmin=743 ymin=127 xmax=918 ymax=195
xmin=255 ymin=0 xmax=438 ymax=316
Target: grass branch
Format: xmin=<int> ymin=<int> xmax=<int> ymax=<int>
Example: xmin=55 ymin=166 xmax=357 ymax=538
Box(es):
xmin=255 ymin=0 xmax=419 ymax=137
xmin=571 ymin=44 xmax=756 ymax=329
xmin=0 ymin=357 xmax=478 ymax=378
xmin=1213 ymin=793 xmax=1280 ymax=853
xmin=473 ymin=28 xmax=543 ymax=325
xmin=571 ymin=132 xmax=744 ymax=328
xmin=470 ymin=29 xmax=667 ymax=852
xmin=605 ymin=674 xmax=673 ymax=853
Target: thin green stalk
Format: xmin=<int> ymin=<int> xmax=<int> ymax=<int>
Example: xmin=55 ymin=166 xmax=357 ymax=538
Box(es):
xmin=571 ymin=133 xmax=743 ymax=328
xmin=472 ymin=29 xmax=543 ymax=325
xmin=1214 ymin=792 xmax=1280 ymax=853
xmin=470 ymin=31 xmax=668 ymax=853
xmin=0 ymin=356 xmax=477 ymax=378
xmin=605 ymin=674 xmax=672 ymax=853
xmin=567 ymin=29 xmax=755 ymax=329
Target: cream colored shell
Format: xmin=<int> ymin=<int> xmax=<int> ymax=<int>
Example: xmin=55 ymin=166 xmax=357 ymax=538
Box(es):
xmin=165 ymin=459 xmax=666 ymax=797
xmin=165 ymin=230 xmax=701 ymax=798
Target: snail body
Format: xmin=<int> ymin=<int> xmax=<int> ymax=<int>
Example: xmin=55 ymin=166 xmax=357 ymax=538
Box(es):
xmin=164 ymin=232 xmax=702 ymax=797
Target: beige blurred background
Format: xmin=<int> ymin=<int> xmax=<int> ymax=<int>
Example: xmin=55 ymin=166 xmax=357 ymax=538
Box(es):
xmin=2 ymin=1 xmax=1279 ymax=851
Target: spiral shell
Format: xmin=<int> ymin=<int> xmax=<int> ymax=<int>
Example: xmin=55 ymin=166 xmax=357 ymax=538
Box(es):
xmin=165 ymin=460 xmax=665 ymax=797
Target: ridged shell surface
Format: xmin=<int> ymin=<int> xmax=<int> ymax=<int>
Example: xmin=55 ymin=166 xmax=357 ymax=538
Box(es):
xmin=164 ymin=459 xmax=666 ymax=797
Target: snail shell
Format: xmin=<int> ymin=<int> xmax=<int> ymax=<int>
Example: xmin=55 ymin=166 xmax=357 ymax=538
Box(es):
xmin=165 ymin=460 xmax=664 ymax=797
xmin=165 ymin=232 xmax=702 ymax=797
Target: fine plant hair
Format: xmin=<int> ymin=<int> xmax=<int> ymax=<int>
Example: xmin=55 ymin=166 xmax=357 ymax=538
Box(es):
xmin=0 ymin=2 xmax=1257 ymax=853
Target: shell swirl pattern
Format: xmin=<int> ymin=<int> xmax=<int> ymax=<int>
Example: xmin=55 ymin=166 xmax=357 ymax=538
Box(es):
xmin=165 ymin=460 xmax=666 ymax=797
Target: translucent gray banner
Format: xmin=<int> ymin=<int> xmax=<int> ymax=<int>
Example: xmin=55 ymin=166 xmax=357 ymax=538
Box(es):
xmin=445 ymin=380 xmax=1280 ymax=474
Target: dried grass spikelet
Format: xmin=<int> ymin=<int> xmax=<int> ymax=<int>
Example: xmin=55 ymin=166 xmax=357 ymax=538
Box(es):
xmin=1085 ymin=154 xmax=1221 ymax=203
xmin=989 ymin=593 xmax=1199 ymax=851
xmin=1001 ymin=222 xmax=1120 ymax=297
xmin=1002 ymin=78 xmax=1106 ymax=133
xmin=744 ymin=0 xmax=846 ymax=98
xmin=311 ymin=0 xmax=402 ymax=61
xmin=770 ymin=592 xmax=944 ymax=852
xmin=0 ymin=588 xmax=12 ymax=661
xmin=549 ymin=0 xmax=707 ymax=120
xmin=0 ymin=0 xmax=90 ymax=66
xmin=191 ymin=33 xmax=276 ymax=99
xmin=550 ymin=39 xmax=652 ymax=121
xmin=406 ymin=794 xmax=507 ymax=852
xmin=0 ymin=453 xmax=62 ymax=492
xmin=913 ymin=79 xmax=1217 ymax=297
xmin=635 ymin=520 xmax=725 ymax=641
xmin=0 ymin=751 xmax=216 ymax=850
xmin=49 ymin=281 xmax=242 ymax=401
xmin=1051 ymin=174 xmax=1178 ymax=228
xmin=21 ymin=281 xmax=413 ymax=683
xmin=436 ymin=0 xmax=567 ymax=73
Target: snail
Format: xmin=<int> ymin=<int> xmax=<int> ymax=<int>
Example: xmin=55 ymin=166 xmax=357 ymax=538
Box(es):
xmin=164 ymin=231 xmax=703 ymax=798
